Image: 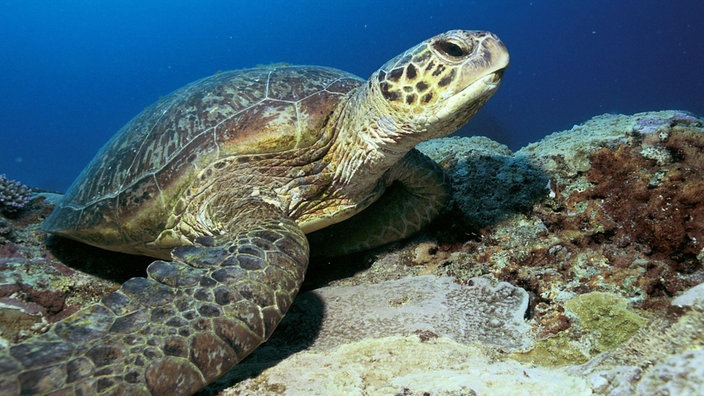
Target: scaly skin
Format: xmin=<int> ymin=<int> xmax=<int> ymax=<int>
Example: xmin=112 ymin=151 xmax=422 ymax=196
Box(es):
xmin=1 ymin=30 xmax=509 ymax=395
xmin=0 ymin=203 xmax=308 ymax=395
xmin=309 ymin=148 xmax=451 ymax=256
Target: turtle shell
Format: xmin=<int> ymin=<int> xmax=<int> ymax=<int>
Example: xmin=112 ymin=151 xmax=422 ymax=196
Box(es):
xmin=44 ymin=66 xmax=363 ymax=251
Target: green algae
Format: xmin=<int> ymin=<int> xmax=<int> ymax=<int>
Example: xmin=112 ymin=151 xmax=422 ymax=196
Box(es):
xmin=512 ymin=292 xmax=648 ymax=366
xmin=511 ymin=332 xmax=590 ymax=366
xmin=566 ymin=292 xmax=648 ymax=352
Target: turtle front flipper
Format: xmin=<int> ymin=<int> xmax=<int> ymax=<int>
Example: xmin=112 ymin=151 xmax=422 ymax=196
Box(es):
xmin=310 ymin=148 xmax=450 ymax=256
xmin=0 ymin=204 xmax=308 ymax=395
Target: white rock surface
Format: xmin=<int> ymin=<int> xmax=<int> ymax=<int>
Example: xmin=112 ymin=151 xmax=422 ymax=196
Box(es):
xmin=278 ymin=275 xmax=533 ymax=352
xmin=222 ymin=336 xmax=591 ymax=396
xmin=672 ymin=282 xmax=704 ymax=307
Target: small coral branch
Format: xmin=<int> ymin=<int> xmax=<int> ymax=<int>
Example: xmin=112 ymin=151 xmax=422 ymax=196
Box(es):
xmin=0 ymin=174 xmax=32 ymax=212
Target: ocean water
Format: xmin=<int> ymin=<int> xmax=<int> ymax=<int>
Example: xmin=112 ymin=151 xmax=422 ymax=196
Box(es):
xmin=1 ymin=0 xmax=702 ymax=192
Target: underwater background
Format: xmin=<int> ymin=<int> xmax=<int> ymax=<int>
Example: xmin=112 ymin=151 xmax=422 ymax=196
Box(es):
xmin=0 ymin=0 xmax=702 ymax=192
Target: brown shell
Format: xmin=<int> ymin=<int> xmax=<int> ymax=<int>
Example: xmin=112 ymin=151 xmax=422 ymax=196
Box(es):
xmin=44 ymin=66 xmax=363 ymax=244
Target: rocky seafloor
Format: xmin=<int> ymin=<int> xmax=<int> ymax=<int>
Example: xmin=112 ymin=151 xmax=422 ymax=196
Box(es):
xmin=1 ymin=110 xmax=703 ymax=395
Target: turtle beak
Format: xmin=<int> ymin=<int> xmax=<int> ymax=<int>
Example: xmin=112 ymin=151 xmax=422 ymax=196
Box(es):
xmin=457 ymin=30 xmax=509 ymax=91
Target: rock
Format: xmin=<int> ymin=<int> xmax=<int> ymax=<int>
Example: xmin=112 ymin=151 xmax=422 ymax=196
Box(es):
xmin=672 ymin=282 xmax=704 ymax=307
xmin=636 ymin=350 xmax=704 ymax=395
xmin=512 ymin=292 xmax=648 ymax=366
xmin=418 ymin=136 xmax=548 ymax=228
xmin=218 ymin=335 xmax=592 ymax=396
xmin=582 ymin=349 xmax=704 ymax=396
xmin=280 ymin=275 xmax=532 ymax=352
xmin=564 ymin=292 xmax=647 ymax=352
xmin=204 ymin=275 xmax=533 ymax=393
xmin=0 ymin=301 xmax=44 ymax=345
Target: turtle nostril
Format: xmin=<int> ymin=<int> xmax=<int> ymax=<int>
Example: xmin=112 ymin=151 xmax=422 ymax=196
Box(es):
xmin=432 ymin=40 xmax=470 ymax=58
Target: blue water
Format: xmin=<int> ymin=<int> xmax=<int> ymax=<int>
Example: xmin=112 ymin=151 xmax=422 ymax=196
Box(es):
xmin=1 ymin=0 xmax=702 ymax=192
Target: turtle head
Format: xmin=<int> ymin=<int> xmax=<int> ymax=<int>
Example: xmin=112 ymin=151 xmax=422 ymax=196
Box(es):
xmin=328 ymin=30 xmax=508 ymax=191
xmin=369 ymin=30 xmax=509 ymax=140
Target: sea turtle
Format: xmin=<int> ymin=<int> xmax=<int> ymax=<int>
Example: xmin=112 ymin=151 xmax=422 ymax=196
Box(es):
xmin=1 ymin=30 xmax=508 ymax=395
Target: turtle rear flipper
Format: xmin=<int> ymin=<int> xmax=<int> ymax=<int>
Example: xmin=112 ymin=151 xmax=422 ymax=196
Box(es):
xmin=1 ymin=206 xmax=308 ymax=396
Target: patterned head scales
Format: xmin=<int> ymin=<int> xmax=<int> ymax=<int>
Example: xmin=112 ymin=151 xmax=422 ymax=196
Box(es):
xmin=371 ymin=30 xmax=509 ymax=138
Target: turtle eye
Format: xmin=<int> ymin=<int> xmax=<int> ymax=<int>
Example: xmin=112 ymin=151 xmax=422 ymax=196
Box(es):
xmin=433 ymin=39 xmax=472 ymax=59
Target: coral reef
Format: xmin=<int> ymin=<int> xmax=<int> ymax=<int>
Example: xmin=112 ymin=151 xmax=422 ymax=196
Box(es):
xmin=0 ymin=175 xmax=32 ymax=213
xmin=414 ymin=111 xmax=704 ymax=328
xmin=520 ymin=111 xmax=704 ymax=306
xmin=1 ymin=110 xmax=704 ymax=395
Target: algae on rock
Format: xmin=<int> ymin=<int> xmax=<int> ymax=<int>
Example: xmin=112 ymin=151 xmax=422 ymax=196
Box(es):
xmin=565 ymin=292 xmax=647 ymax=352
xmin=511 ymin=292 xmax=647 ymax=367
xmin=418 ymin=136 xmax=548 ymax=228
